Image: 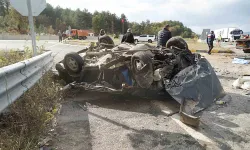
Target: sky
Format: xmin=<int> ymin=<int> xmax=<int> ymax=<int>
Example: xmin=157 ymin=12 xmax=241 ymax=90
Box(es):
xmin=47 ymin=0 xmax=250 ymax=34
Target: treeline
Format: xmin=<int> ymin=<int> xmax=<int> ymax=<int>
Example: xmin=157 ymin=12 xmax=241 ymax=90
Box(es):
xmin=130 ymin=20 xmax=195 ymax=38
xmin=0 ymin=0 xmax=195 ymax=38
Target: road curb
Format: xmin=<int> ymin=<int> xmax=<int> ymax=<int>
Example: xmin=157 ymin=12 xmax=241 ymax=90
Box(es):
xmin=190 ymin=49 xmax=234 ymax=53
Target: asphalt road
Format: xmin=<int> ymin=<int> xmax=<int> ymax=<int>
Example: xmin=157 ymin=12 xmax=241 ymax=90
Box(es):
xmin=50 ymin=52 xmax=250 ymax=150
xmin=0 ymin=40 xmax=87 ymax=64
xmin=0 ymin=40 xmax=59 ymax=51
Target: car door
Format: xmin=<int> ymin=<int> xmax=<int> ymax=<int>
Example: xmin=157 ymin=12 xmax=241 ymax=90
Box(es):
xmin=139 ymin=35 xmax=147 ymax=42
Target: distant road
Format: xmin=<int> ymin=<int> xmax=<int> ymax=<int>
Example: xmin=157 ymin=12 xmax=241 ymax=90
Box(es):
xmin=0 ymin=40 xmax=62 ymax=51
xmin=0 ymin=40 xmax=88 ymax=65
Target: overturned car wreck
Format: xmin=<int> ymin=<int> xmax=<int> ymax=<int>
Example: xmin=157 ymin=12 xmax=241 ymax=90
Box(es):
xmin=56 ymin=37 xmax=225 ymax=126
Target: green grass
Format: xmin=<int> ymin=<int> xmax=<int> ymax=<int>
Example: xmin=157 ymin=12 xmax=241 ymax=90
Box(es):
xmin=185 ymin=39 xmax=227 ymax=50
xmin=0 ymin=50 xmax=32 ymax=68
xmin=0 ymin=45 xmax=45 ymax=68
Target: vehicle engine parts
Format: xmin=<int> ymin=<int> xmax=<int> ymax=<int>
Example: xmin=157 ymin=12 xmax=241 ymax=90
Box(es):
xmin=56 ymin=37 xmax=225 ymax=126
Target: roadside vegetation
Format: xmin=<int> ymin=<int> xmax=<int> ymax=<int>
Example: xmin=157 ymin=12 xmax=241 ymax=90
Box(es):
xmin=0 ymin=50 xmax=32 ymax=67
xmin=0 ymin=44 xmax=45 ymax=68
xmin=0 ymin=46 xmax=62 ymax=150
xmin=184 ymin=38 xmax=228 ymax=50
xmin=0 ymin=71 xmax=62 ymax=150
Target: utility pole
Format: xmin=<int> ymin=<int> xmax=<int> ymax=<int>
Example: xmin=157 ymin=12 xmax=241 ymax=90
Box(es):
xmin=112 ymin=15 xmax=114 ymax=34
xmin=27 ymin=0 xmax=37 ymax=56
xmin=122 ymin=19 xmax=124 ymax=34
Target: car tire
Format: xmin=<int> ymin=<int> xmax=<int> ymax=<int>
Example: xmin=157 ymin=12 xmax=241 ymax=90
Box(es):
xmin=148 ymin=39 xmax=152 ymax=43
xmin=166 ymin=37 xmax=189 ymax=50
xmin=55 ymin=63 xmax=74 ymax=84
xmin=63 ymin=52 xmax=84 ymax=74
xmin=83 ymin=36 xmax=87 ymax=40
xmin=131 ymin=51 xmax=154 ymax=88
xmin=134 ymin=39 xmax=138 ymax=44
xmin=99 ymin=35 xmax=114 ymax=45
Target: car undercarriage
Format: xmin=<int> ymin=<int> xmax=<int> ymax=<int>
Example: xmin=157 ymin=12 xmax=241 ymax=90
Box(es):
xmin=55 ymin=37 xmax=225 ymax=127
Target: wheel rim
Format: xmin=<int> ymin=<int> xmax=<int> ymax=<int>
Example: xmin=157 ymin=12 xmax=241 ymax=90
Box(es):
xmin=101 ymin=39 xmax=108 ymax=44
xmin=135 ymin=59 xmax=145 ymax=71
xmin=66 ymin=57 xmax=78 ymax=71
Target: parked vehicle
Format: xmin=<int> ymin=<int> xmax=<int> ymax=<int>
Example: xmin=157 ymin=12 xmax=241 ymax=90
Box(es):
xmin=134 ymin=35 xmax=156 ymax=43
xmin=214 ymin=28 xmax=243 ymax=42
xmin=236 ymin=38 xmax=250 ymax=53
xmin=65 ymin=29 xmax=88 ymax=40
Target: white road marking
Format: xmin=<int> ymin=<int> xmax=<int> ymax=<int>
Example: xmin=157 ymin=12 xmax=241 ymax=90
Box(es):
xmin=47 ymin=43 xmax=61 ymax=48
xmin=153 ymin=100 xmax=219 ymax=149
xmin=171 ymin=114 xmax=219 ymax=149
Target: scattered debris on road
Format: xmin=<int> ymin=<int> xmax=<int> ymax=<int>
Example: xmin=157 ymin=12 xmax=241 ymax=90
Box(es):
xmin=233 ymin=75 xmax=250 ymax=90
xmin=232 ymin=58 xmax=250 ymax=64
xmin=215 ymin=100 xmax=226 ymax=105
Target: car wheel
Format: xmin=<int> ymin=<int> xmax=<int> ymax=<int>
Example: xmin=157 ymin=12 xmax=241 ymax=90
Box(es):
xmin=131 ymin=51 xmax=154 ymax=88
xmin=99 ymin=35 xmax=114 ymax=45
xmin=166 ymin=37 xmax=189 ymax=50
xmin=99 ymin=35 xmax=114 ymax=48
xmin=63 ymin=52 xmax=84 ymax=74
xmin=83 ymin=36 xmax=87 ymax=40
xmin=55 ymin=63 xmax=74 ymax=84
xmin=134 ymin=39 xmax=138 ymax=44
xmin=148 ymin=39 xmax=152 ymax=43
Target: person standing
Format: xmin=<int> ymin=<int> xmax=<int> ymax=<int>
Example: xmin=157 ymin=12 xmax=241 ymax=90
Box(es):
xmin=121 ymin=28 xmax=135 ymax=44
xmin=58 ymin=30 xmax=62 ymax=43
xmin=207 ymin=31 xmax=215 ymax=55
xmin=98 ymin=29 xmax=106 ymax=42
xmin=157 ymin=24 xmax=172 ymax=47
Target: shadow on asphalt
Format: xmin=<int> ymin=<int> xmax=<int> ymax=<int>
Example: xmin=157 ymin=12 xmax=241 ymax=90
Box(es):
xmin=52 ymin=90 xmax=181 ymax=149
xmin=78 ymin=91 xmax=250 ymax=150
xmin=70 ymin=91 xmax=180 ymax=117
xmin=198 ymin=92 xmax=250 ymax=150
xmin=87 ymin=111 xmax=206 ymax=150
xmin=54 ymin=90 xmax=250 ymax=150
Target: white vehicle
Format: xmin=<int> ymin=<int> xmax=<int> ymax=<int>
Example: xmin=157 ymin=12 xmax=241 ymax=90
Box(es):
xmin=134 ymin=35 xmax=156 ymax=43
xmin=214 ymin=28 xmax=243 ymax=42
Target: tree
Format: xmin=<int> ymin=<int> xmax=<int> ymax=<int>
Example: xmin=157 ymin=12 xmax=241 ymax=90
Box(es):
xmin=48 ymin=25 xmax=54 ymax=34
xmin=75 ymin=9 xmax=92 ymax=29
xmin=129 ymin=20 xmax=194 ymax=38
xmin=0 ymin=2 xmax=194 ymax=37
xmin=143 ymin=19 xmax=154 ymax=34
xmin=35 ymin=15 xmax=52 ymax=28
xmin=92 ymin=14 xmax=104 ymax=34
xmin=0 ymin=0 xmax=9 ymax=17
xmin=37 ymin=24 xmax=45 ymax=34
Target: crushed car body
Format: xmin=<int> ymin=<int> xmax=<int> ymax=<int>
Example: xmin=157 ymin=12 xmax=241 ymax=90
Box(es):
xmin=55 ymin=36 xmax=225 ymax=126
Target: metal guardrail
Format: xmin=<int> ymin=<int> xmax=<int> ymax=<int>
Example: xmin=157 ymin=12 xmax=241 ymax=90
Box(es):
xmin=0 ymin=51 xmax=53 ymax=112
